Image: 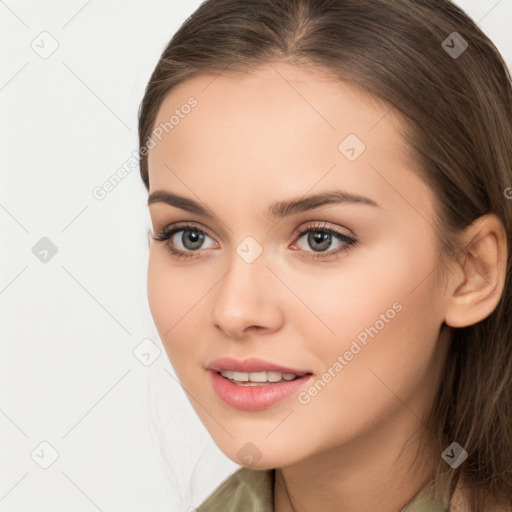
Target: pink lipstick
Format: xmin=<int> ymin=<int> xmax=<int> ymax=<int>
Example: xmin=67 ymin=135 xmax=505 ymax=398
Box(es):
xmin=207 ymin=357 xmax=314 ymax=410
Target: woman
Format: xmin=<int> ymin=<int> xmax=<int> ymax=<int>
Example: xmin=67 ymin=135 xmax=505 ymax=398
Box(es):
xmin=138 ymin=1 xmax=512 ymax=510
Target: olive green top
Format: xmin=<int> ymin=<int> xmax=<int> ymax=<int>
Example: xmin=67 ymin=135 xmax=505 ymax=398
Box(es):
xmin=196 ymin=467 xmax=449 ymax=512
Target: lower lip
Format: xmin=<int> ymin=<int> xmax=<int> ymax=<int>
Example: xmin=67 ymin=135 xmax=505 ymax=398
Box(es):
xmin=209 ymin=371 xmax=313 ymax=410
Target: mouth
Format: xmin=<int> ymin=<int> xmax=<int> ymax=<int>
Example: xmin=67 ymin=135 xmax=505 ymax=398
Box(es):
xmin=206 ymin=357 xmax=314 ymax=409
xmin=208 ymin=369 xmax=314 ymax=410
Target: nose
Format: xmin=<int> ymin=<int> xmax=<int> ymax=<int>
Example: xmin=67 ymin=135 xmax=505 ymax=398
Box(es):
xmin=209 ymin=247 xmax=284 ymax=339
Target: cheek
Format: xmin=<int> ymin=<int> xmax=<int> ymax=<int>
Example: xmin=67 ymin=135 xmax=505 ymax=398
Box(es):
xmin=147 ymin=250 xmax=173 ymax=329
xmin=278 ymin=254 xmax=434 ymax=348
xmin=315 ymin=225 xmax=441 ymax=343
xmin=147 ymin=248 xmax=214 ymax=369
xmin=295 ymin=234 xmax=445 ymax=416
xmin=147 ymin=250 xmax=191 ymax=347
xmin=147 ymin=248 xmax=206 ymax=320
xmin=306 ymin=296 xmax=443 ymax=449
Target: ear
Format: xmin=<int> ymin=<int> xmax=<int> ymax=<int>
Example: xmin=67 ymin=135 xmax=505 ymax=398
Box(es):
xmin=444 ymin=214 xmax=508 ymax=328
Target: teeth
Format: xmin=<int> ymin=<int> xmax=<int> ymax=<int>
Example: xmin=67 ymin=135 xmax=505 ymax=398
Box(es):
xmin=219 ymin=370 xmax=299 ymax=383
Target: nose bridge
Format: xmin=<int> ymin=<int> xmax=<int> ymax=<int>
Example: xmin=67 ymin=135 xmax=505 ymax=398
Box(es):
xmin=217 ymin=235 xmax=268 ymax=306
xmin=210 ymin=234 xmax=281 ymax=335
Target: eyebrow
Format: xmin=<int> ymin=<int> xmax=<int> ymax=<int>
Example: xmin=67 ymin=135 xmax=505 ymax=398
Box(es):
xmin=147 ymin=189 xmax=381 ymax=219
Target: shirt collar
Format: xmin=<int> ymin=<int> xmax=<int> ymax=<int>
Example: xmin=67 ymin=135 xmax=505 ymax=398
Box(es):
xmin=196 ymin=467 xmax=450 ymax=512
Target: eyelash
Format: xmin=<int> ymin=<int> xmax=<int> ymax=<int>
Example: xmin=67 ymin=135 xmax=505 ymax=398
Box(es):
xmin=151 ymin=221 xmax=358 ymax=262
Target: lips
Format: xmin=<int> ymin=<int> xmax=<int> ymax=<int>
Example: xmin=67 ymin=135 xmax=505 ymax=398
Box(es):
xmin=209 ymin=369 xmax=314 ymax=410
xmin=206 ymin=356 xmax=312 ymax=376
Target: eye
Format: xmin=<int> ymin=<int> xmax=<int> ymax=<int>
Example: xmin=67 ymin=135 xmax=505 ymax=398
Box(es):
xmin=151 ymin=221 xmax=357 ymax=262
xmin=291 ymin=222 xmax=357 ymax=261
xmin=151 ymin=223 xmax=217 ymax=260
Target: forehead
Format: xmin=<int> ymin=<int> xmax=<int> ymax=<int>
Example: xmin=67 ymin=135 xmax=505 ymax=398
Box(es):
xmin=147 ymin=61 xmax=430 ymax=217
xmin=150 ymin=61 xmax=400 ymax=149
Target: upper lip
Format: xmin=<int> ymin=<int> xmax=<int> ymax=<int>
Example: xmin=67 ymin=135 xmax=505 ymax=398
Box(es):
xmin=206 ymin=357 xmax=312 ymax=376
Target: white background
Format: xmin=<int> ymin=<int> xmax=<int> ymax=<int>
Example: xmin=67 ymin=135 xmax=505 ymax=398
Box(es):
xmin=1 ymin=1 xmax=511 ymax=511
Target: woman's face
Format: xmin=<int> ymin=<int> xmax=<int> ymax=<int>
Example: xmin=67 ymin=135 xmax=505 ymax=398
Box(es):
xmin=146 ymin=62 xmax=451 ymax=469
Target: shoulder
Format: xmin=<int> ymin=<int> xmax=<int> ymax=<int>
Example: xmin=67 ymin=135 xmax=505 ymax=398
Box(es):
xmin=196 ymin=466 xmax=275 ymax=512
xmin=449 ymin=480 xmax=510 ymax=512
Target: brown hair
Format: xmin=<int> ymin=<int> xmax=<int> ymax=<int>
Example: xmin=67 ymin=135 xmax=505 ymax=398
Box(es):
xmin=138 ymin=0 xmax=512 ymax=510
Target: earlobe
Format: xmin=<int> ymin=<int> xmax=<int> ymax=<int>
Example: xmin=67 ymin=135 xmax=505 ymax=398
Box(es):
xmin=444 ymin=214 xmax=508 ymax=328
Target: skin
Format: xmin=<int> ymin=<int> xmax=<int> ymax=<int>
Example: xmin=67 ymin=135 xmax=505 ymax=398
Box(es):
xmin=145 ymin=62 xmax=507 ymax=512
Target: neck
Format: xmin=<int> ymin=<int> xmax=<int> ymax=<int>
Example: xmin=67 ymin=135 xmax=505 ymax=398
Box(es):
xmin=274 ymin=413 xmax=439 ymax=512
